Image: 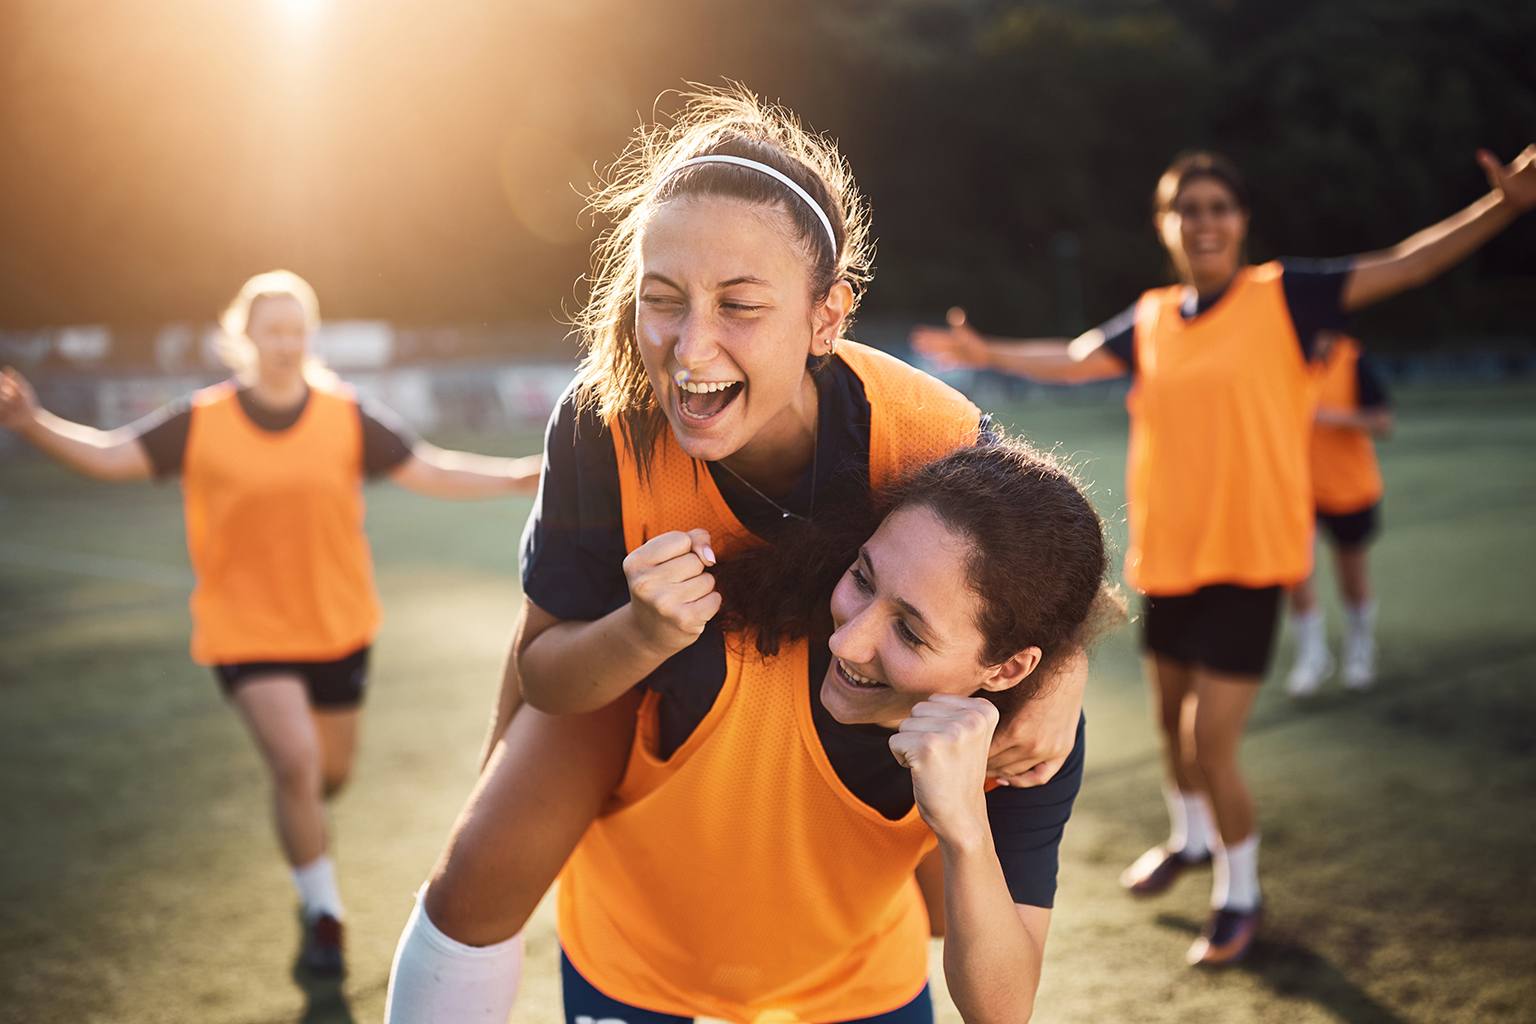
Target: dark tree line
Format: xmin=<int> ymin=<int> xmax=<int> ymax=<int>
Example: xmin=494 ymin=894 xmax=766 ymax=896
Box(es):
xmin=0 ymin=0 xmax=1530 ymax=353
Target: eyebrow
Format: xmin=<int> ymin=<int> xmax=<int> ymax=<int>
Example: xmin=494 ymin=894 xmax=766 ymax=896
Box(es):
xmin=641 ymin=272 xmax=773 ymax=290
xmin=859 ymin=544 xmax=940 ymax=641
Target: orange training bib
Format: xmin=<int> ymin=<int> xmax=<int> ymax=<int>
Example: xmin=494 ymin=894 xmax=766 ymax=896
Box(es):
xmin=561 ymin=343 xmax=979 ymax=1023
xmin=181 ymin=381 xmax=381 ymax=664
xmin=1310 ymin=336 xmax=1384 ymax=515
xmin=1124 ymin=262 xmax=1321 ymax=594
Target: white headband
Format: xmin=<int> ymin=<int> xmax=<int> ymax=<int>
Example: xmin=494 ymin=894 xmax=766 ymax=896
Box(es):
xmin=663 ymin=155 xmax=839 ymax=256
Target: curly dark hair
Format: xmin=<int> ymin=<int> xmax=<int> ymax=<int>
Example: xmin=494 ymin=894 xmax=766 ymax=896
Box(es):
xmin=715 ymin=438 xmax=1120 ymax=721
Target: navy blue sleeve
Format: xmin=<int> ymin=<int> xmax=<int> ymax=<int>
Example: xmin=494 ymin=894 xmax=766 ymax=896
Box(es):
xmin=357 ymin=396 xmax=418 ymax=479
xmin=1355 ymin=352 xmax=1390 ymax=409
xmin=986 ymin=713 xmax=1085 ymax=908
xmin=129 ymin=396 xmax=194 ymax=479
xmin=518 ymin=386 xmax=630 ymax=622
xmin=1279 ymin=258 xmax=1353 ymax=361
xmin=1094 ymin=303 xmax=1139 ymax=371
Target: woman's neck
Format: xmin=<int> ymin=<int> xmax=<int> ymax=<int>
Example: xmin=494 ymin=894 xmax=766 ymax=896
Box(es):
xmin=718 ymin=370 xmax=819 ymax=497
xmin=248 ymin=372 xmax=309 ymax=412
xmin=1187 ymin=265 xmax=1241 ymax=302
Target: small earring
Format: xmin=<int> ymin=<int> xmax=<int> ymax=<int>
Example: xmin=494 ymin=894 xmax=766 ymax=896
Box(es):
xmin=826 ymin=336 xmax=838 ymax=357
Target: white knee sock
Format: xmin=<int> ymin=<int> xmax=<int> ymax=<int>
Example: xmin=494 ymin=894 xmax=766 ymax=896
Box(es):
xmin=292 ymin=855 xmax=345 ymax=922
xmin=1346 ymin=600 xmax=1377 ymax=643
xmin=1164 ymin=786 xmax=1213 ymax=859
xmin=1293 ymin=605 xmax=1327 ymax=660
xmin=1211 ymin=833 xmax=1261 ymax=912
xmin=384 ymin=892 xmax=523 ymax=1024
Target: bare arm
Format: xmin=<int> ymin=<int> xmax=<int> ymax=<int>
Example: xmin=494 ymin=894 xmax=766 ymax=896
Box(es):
xmin=1315 ymin=406 xmax=1394 ymax=439
xmin=388 ymin=441 xmax=541 ymax=500
xmin=1343 ymin=146 xmax=1536 ymax=311
xmin=985 ymin=646 xmax=1086 ymax=787
xmin=892 ymin=695 xmax=1051 ymax=1024
xmin=517 ymin=529 xmax=722 ymax=716
xmin=910 ymin=309 xmax=1128 ymax=384
xmin=0 ymin=368 xmax=152 ymax=482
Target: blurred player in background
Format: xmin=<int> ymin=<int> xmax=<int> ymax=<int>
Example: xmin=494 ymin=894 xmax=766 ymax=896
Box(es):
xmin=913 ymin=144 xmax=1536 ymax=965
xmin=1286 ymin=333 xmax=1394 ymax=698
xmin=0 ymin=270 xmax=539 ymax=977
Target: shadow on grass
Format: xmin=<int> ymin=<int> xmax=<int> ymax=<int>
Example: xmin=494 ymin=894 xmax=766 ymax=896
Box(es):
xmin=1156 ymin=914 xmax=1408 ymax=1024
xmin=288 ymin=958 xmax=358 ymax=1024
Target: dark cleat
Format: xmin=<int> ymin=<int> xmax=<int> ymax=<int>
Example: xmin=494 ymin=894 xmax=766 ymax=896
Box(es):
xmin=1119 ymin=844 xmax=1211 ymax=897
xmin=300 ymin=912 xmax=346 ymax=977
xmin=1187 ymin=904 xmax=1264 ymax=966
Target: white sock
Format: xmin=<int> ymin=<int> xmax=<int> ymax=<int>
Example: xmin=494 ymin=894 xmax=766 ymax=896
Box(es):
xmin=384 ymin=891 xmax=523 ymax=1024
xmin=1346 ymin=600 xmax=1377 ymax=642
xmin=1211 ymin=833 xmax=1261 ymax=912
xmin=292 ymin=855 xmax=345 ymax=922
xmin=1293 ymin=605 xmax=1327 ymax=658
xmin=1164 ymin=787 xmax=1212 ymax=859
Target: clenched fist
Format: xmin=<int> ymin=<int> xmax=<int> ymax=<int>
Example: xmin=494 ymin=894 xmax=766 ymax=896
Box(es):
xmin=623 ymin=528 xmax=723 ymax=656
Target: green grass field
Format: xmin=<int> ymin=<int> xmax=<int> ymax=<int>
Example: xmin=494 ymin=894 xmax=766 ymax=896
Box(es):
xmin=1 ymin=386 xmax=1533 ymax=1024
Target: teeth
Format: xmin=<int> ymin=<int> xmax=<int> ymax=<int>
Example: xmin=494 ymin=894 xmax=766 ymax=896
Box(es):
xmin=839 ymin=659 xmax=882 ymax=687
xmin=679 ymin=380 xmax=739 ymax=394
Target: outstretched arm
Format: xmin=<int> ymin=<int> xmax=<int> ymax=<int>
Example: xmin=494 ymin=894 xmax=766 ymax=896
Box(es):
xmin=0 ymin=368 xmax=151 ymax=482
xmin=1343 ymin=146 xmax=1536 ymax=311
xmin=893 ymin=695 xmax=1050 ymax=1024
xmin=388 ymin=441 xmax=541 ymax=499
xmin=910 ymin=309 xmax=1128 ymax=385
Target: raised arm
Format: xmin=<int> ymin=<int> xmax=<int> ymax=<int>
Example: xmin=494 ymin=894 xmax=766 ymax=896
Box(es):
xmin=388 ymin=441 xmax=541 ymax=499
xmin=0 ymin=368 xmax=152 ymax=482
xmin=910 ymin=309 xmax=1128 ymax=385
xmin=892 ymin=695 xmax=1051 ymax=1024
xmin=1342 ymin=145 xmax=1536 ymax=311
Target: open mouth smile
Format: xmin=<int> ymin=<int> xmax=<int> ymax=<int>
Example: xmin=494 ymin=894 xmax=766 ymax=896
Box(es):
xmin=676 ymin=380 xmax=743 ymax=422
xmin=836 ymin=658 xmax=888 ymax=691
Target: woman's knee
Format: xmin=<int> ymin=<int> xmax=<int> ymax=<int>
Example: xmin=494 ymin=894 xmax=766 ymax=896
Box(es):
xmin=321 ymin=767 xmax=351 ymax=799
xmin=270 ymin=746 xmax=323 ymax=797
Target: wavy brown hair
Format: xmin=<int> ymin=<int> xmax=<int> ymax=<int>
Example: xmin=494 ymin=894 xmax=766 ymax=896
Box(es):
xmin=574 ymin=85 xmax=874 ymax=475
xmin=715 ymin=438 xmax=1123 ymax=721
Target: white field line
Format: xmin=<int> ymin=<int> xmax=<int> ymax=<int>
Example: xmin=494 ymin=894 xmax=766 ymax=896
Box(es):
xmin=0 ymin=540 xmax=193 ymax=589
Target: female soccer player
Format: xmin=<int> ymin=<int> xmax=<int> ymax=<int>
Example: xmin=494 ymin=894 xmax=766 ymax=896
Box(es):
xmin=912 ymin=145 xmax=1536 ymax=964
xmin=384 ymin=90 xmax=1089 ymax=1020
xmin=550 ymin=441 xmax=1111 ymax=1024
xmin=1286 ymin=333 xmax=1394 ymax=697
xmin=0 ymin=270 xmax=539 ymax=976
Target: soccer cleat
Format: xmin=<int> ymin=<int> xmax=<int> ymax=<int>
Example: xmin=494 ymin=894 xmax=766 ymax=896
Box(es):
xmin=1186 ymin=904 xmax=1263 ymax=966
xmin=1342 ymin=631 xmax=1377 ymax=690
xmin=1120 ymin=844 xmax=1211 ymax=897
xmin=301 ymin=912 xmax=345 ymax=977
xmin=1285 ymin=644 xmax=1334 ymax=698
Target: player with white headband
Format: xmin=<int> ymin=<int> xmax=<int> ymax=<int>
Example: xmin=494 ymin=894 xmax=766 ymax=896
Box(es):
xmin=384 ymin=86 xmax=1095 ymax=1021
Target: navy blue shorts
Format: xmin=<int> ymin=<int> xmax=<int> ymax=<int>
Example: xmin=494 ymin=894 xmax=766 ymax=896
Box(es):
xmin=1317 ymin=502 xmax=1380 ymax=549
xmin=214 ymin=646 xmax=370 ymax=709
xmin=561 ymin=949 xmax=934 ymax=1024
xmin=1141 ymin=585 xmax=1282 ymax=678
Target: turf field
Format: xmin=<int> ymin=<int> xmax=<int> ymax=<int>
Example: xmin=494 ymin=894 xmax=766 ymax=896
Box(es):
xmin=1 ymin=385 xmax=1532 ymax=1024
